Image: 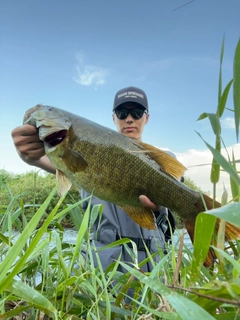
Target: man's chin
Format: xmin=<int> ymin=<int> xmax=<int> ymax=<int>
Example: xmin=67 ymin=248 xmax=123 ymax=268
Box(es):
xmin=122 ymin=132 xmax=139 ymax=139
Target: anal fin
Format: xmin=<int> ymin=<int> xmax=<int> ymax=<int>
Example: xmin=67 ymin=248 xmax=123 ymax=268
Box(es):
xmin=119 ymin=205 xmax=157 ymax=230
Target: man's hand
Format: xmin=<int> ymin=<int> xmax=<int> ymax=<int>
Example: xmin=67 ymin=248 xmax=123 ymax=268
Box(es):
xmin=11 ymin=124 xmax=56 ymax=173
xmin=139 ymin=195 xmax=161 ymax=211
xmin=12 ymin=124 xmax=45 ymax=162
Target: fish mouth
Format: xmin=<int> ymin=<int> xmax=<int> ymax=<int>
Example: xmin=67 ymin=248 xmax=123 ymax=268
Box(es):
xmin=44 ymin=130 xmax=67 ymax=148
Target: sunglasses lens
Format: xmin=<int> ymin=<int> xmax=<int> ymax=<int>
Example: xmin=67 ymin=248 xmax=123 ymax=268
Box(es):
xmin=115 ymin=109 xmax=128 ymax=119
xmin=115 ymin=108 xmax=146 ymax=120
xmin=131 ymin=109 xmax=145 ymax=119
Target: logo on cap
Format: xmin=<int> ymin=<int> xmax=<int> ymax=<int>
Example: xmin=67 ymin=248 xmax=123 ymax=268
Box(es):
xmin=118 ymin=91 xmax=144 ymax=99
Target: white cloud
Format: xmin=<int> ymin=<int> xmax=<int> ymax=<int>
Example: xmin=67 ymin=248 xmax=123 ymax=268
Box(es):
xmin=174 ymin=144 xmax=240 ymax=201
xmin=73 ymin=52 xmax=108 ymax=87
xmin=221 ymin=117 xmax=235 ymax=129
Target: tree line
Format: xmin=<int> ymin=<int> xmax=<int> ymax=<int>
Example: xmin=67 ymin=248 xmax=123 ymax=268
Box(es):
xmin=0 ymin=169 xmax=205 ymax=229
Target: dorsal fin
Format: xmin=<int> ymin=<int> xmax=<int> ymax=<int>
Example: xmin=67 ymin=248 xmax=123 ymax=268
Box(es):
xmin=138 ymin=141 xmax=187 ymax=180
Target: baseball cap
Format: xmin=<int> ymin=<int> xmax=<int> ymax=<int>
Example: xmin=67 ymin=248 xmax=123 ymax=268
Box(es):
xmin=113 ymin=86 xmax=148 ymax=112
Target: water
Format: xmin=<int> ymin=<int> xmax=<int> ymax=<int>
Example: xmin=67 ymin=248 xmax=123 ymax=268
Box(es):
xmin=3 ymin=228 xmax=192 ymax=249
xmin=61 ymin=228 xmax=193 ymax=250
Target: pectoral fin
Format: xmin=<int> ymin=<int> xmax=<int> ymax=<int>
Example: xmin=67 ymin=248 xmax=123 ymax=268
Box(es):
xmin=61 ymin=149 xmax=88 ymax=173
xmin=119 ymin=205 xmax=157 ymax=230
xmin=56 ymin=169 xmax=72 ymax=196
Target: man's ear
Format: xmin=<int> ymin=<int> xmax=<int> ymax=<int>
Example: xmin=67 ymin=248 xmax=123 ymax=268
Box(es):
xmin=112 ymin=113 xmax=116 ymax=124
xmin=145 ymin=113 xmax=150 ymax=124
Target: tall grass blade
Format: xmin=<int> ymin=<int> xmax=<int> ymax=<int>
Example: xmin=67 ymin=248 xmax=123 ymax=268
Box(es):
xmin=68 ymin=199 xmax=91 ymax=273
xmin=5 ymin=280 xmax=57 ymax=317
xmin=230 ymin=149 xmax=240 ymax=201
xmin=210 ymin=138 xmax=221 ymax=184
xmin=233 ymin=39 xmax=240 ymax=141
xmin=211 ymin=246 xmax=240 ymax=272
xmin=67 ymin=204 xmax=83 ymax=229
xmin=53 ymin=197 xmax=89 ymax=221
xmin=0 ymin=305 xmax=31 ymax=320
xmin=196 ymin=114 xmax=222 ymax=185
xmin=203 ymin=202 xmax=240 ymax=227
xmin=218 ymin=79 xmax=233 ymax=118
xmin=218 ymin=37 xmax=224 ymax=105
xmin=196 ymin=132 xmax=240 ymax=186
xmin=191 ymin=213 xmax=216 ymax=277
xmin=196 ymin=113 xmax=221 ymax=134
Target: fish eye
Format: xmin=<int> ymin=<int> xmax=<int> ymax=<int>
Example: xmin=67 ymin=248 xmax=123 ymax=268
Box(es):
xmin=48 ymin=107 xmax=54 ymax=111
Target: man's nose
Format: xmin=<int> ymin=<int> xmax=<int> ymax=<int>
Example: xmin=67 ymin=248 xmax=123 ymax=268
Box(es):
xmin=125 ymin=114 xmax=134 ymax=122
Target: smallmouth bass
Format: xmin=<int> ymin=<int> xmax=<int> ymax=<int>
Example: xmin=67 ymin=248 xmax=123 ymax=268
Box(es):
xmin=24 ymin=104 xmax=240 ymax=266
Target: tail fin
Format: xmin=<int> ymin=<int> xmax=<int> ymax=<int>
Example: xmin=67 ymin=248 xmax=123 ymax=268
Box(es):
xmin=185 ymin=194 xmax=240 ymax=267
xmin=223 ymin=220 xmax=240 ymax=241
xmin=203 ymin=193 xmax=240 ymax=242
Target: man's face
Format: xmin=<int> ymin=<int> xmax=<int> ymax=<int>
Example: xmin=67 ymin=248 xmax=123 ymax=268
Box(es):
xmin=112 ymin=102 xmax=149 ymax=141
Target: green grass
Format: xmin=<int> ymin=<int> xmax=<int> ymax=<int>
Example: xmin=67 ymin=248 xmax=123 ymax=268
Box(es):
xmin=1 ymin=190 xmax=240 ymax=319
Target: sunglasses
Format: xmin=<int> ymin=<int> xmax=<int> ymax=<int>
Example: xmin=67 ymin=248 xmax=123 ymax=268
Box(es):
xmin=114 ymin=108 xmax=147 ymax=120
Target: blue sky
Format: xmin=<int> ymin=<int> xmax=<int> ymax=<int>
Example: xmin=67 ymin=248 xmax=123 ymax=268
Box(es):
xmin=1 ymin=0 xmax=240 ymax=198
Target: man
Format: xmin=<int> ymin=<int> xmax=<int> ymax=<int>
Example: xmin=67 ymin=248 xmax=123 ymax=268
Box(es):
xmin=11 ymin=86 xmax=175 ymax=273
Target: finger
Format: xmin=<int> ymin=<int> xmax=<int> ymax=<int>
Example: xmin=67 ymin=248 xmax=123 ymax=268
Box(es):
xmin=11 ymin=124 xmax=38 ymax=138
xmin=139 ymin=195 xmax=160 ymax=211
xmin=12 ymin=125 xmax=42 ymax=149
xmin=17 ymin=140 xmax=45 ymax=153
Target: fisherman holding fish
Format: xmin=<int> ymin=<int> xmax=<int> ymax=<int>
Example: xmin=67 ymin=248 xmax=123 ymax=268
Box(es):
xmin=12 ymin=86 xmax=176 ymax=273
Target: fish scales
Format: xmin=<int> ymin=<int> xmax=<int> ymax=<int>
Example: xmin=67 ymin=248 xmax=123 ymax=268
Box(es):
xmin=24 ymin=104 xmax=240 ymax=267
xmin=58 ymin=121 xmax=165 ymax=205
xmin=54 ymin=115 xmax=201 ymax=218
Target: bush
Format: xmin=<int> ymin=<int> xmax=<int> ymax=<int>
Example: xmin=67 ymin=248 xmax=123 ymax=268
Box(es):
xmin=0 ymin=169 xmax=81 ymax=228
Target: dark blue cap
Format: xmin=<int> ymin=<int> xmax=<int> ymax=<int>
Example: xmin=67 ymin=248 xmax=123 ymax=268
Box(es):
xmin=113 ymin=86 xmax=148 ymax=112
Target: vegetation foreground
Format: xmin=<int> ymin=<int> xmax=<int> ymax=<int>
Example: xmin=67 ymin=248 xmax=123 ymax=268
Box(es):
xmin=0 ymin=39 xmax=240 ymax=319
